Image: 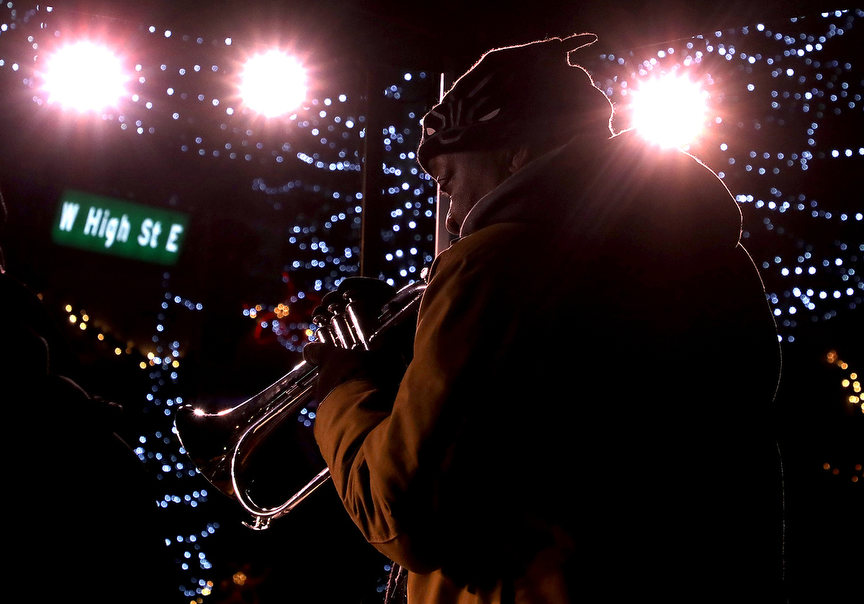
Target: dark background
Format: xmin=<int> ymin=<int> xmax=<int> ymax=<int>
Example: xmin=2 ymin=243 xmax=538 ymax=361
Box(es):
xmin=73 ymin=0 xmax=826 ymax=68
xmin=0 ymin=1 xmax=860 ymax=603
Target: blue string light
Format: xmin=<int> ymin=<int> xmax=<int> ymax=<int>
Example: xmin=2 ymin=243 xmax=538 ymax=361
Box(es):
xmin=594 ymin=8 xmax=862 ymax=344
xmin=1 ymin=4 xmax=860 ymax=601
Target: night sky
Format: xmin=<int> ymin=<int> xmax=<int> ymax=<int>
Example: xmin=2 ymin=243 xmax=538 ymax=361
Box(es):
xmin=0 ymin=2 xmax=860 ymax=603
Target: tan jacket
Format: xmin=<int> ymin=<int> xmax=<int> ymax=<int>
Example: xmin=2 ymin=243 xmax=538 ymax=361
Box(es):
xmin=314 ymin=132 xmax=784 ymax=603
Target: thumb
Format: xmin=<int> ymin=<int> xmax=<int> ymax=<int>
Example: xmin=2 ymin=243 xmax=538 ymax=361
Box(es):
xmin=302 ymin=342 xmax=325 ymax=366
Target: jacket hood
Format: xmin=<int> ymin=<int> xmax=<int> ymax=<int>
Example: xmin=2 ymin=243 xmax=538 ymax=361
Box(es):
xmin=459 ymin=130 xmax=743 ymax=256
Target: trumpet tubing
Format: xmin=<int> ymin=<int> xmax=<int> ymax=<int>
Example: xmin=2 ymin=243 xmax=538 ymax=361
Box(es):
xmin=174 ymin=279 xmax=426 ymax=530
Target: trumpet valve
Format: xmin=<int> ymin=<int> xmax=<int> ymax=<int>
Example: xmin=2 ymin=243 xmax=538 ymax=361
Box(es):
xmin=311 ymin=313 xmax=333 ymax=345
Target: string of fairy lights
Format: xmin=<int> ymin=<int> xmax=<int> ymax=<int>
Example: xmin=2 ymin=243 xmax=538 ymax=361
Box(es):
xmin=592 ymin=8 xmax=862 ymax=347
xmin=1 ymin=3 xmax=438 ymax=600
xmin=1 ymin=3 xmax=860 ymax=602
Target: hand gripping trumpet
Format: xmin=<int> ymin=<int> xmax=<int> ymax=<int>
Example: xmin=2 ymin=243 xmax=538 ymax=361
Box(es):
xmin=174 ymin=277 xmax=426 ymax=530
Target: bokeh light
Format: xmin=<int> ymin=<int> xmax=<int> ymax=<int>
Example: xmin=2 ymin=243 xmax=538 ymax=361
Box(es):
xmin=39 ymin=40 xmax=127 ymax=112
xmin=1 ymin=4 xmax=859 ymax=601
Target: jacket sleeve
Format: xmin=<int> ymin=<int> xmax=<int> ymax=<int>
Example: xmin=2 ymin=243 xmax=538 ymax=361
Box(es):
xmin=312 ymin=226 xmax=522 ymax=573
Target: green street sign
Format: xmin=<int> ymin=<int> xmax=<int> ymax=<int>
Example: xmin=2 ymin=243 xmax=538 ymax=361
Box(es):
xmin=52 ymin=189 xmax=188 ymax=265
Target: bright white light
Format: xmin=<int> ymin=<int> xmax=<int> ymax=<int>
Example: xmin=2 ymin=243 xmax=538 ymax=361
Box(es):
xmin=41 ymin=41 xmax=127 ymax=112
xmin=240 ymin=51 xmax=307 ymax=118
xmin=629 ymin=73 xmax=709 ymax=148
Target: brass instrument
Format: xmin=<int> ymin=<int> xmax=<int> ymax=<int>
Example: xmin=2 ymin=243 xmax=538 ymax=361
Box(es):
xmin=174 ymin=278 xmax=426 ymax=530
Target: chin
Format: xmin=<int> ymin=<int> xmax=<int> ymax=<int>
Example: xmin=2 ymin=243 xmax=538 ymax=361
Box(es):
xmin=445 ymin=214 xmax=460 ymax=235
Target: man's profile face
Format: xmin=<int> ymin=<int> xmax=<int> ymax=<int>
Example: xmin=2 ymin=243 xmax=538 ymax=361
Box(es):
xmin=427 ymin=149 xmax=514 ymax=235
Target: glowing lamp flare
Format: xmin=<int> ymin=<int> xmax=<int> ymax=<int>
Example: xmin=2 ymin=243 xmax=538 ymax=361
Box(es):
xmin=629 ymin=74 xmax=710 ymax=148
xmin=40 ymin=41 xmax=127 ymax=112
xmin=240 ymin=51 xmax=307 ymax=117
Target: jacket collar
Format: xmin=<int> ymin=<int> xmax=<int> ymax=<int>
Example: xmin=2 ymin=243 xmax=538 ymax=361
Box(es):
xmin=458 ymin=132 xmax=607 ymax=238
xmin=456 ymin=130 xmax=742 ymax=254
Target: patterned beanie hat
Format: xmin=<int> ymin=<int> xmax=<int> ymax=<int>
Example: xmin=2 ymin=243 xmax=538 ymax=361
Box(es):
xmin=417 ymin=33 xmax=613 ymax=173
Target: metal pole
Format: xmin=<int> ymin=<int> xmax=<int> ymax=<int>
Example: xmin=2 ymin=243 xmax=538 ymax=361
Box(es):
xmin=359 ymin=68 xmax=384 ymax=278
xmin=434 ymin=72 xmax=452 ymax=256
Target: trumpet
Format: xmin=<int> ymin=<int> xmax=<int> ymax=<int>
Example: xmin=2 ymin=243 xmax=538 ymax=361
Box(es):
xmin=174 ymin=278 xmax=426 ymax=530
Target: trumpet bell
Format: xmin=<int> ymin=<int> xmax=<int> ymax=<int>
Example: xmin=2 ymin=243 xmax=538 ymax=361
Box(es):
xmin=175 ymin=361 xmax=330 ymax=529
